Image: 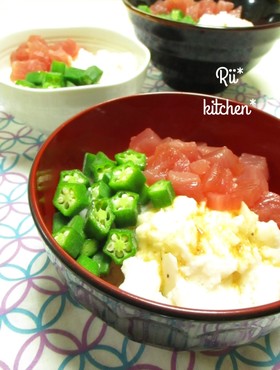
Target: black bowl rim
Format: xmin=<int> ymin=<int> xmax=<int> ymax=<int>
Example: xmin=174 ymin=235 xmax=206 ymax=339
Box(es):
xmin=122 ymin=0 xmax=280 ymax=30
xmin=29 ymin=91 xmax=280 ymax=322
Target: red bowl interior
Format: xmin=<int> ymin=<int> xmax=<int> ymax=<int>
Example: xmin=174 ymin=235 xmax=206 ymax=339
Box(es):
xmin=29 ymin=92 xmax=280 ymax=320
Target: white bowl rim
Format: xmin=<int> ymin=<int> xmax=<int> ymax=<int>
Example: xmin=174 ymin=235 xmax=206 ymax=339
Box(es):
xmin=0 ymin=26 xmax=151 ymax=92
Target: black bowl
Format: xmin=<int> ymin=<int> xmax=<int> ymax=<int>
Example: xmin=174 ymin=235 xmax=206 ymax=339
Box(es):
xmin=123 ymin=0 xmax=280 ymax=93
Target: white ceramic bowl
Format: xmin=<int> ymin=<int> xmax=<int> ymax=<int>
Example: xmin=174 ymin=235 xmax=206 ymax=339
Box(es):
xmin=0 ymin=27 xmax=150 ymax=134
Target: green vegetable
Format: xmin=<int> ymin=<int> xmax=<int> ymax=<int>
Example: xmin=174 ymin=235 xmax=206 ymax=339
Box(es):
xmin=115 ymin=149 xmax=146 ymax=170
xmin=51 ymin=147 xmax=176 ymax=277
xmin=52 ymin=212 xmax=69 ymax=233
xmin=138 ymin=183 xmax=150 ymax=205
xmin=66 ymin=80 xmax=76 ymax=87
xmin=94 ymin=151 xmax=115 ymax=166
xmin=138 ymin=5 xmax=152 ymax=13
xmin=60 ymin=169 xmax=90 ymax=187
xmin=181 ymin=15 xmax=197 ymax=24
xmin=148 ymin=179 xmax=175 ymax=208
xmin=51 ymin=60 xmax=66 ymax=74
xmin=42 ymin=71 xmax=65 ymax=88
xmin=85 ymin=65 xmax=103 ymax=84
xmin=77 ymin=251 xmax=111 ymax=276
xmin=15 ymin=60 xmax=103 ymax=89
xmin=16 ymin=79 xmax=36 ymax=88
xmin=23 ymin=70 xmax=66 ymax=89
xmin=89 ymin=151 xmax=116 ymax=183
xmin=80 ymin=238 xmax=100 ymax=257
xmin=64 ymin=65 xmax=103 ymax=86
xmin=88 ymin=181 xmax=112 ymax=202
xmin=77 ymin=254 xmax=100 ymax=276
xmin=92 ymin=161 xmax=116 ymax=183
xmin=85 ymin=198 xmax=115 ymax=240
xmin=53 ymin=182 xmax=89 ymax=217
xmin=67 ymin=214 xmax=86 ymax=238
xmin=92 ymin=251 xmax=111 ymax=275
xmin=53 ymin=226 xmax=84 ymax=258
xmin=169 ymin=9 xmax=184 ymax=21
xmin=25 ymin=71 xmax=46 ymax=86
xmin=82 ymin=152 xmax=96 ymax=177
xmin=103 ymin=228 xmax=137 ymax=265
xmin=110 ymin=191 xmax=139 ymax=227
xmin=137 ymin=5 xmax=197 ymax=24
xmin=109 ymin=163 xmax=146 ymax=193
xmin=63 ymin=66 xmax=88 ymax=85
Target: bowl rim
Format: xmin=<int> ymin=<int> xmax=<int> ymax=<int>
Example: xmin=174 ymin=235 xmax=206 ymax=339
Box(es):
xmin=122 ymin=0 xmax=280 ymax=30
xmin=29 ymin=91 xmax=280 ymax=321
xmin=0 ymin=26 xmax=151 ymax=92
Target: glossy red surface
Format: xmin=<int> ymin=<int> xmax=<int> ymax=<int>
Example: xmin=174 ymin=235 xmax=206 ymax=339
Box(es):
xmin=28 ymin=92 xmax=280 ymax=349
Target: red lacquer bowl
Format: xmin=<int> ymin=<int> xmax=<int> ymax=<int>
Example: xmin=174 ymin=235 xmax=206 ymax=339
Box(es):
xmin=28 ymin=92 xmax=280 ymax=350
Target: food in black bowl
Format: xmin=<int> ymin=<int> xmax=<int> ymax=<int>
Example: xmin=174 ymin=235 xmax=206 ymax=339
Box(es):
xmin=122 ymin=0 xmax=280 ymax=93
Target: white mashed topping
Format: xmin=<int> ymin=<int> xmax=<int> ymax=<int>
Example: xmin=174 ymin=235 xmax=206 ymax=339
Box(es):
xmin=198 ymin=11 xmax=253 ymax=27
xmin=72 ymin=48 xmax=138 ymax=84
xmin=120 ymin=196 xmax=280 ymax=309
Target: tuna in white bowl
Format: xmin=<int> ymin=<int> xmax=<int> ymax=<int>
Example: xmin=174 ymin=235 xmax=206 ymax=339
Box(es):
xmin=0 ymin=27 xmax=150 ymax=134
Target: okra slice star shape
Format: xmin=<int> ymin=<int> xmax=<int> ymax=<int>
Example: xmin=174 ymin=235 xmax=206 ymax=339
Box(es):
xmin=85 ymin=198 xmax=115 ymax=241
xmin=103 ymin=229 xmax=137 ymax=265
xmin=109 ymin=162 xmax=146 ymax=193
xmin=52 ymin=182 xmax=89 ymax=217
xmin=148 ymin=179 xmax=175 ymax=208
xmin=88 ymin=181 xmax=112 ymax=202
xmin=115 ymin=149 xmax=146 ymax=170
xmin=60 ymin=169 xmax=90 ymax=186
xmin=110 ymin=191 xmax=140 ymax=227
xmin=53 ymin=226 xmax=84 ymax=258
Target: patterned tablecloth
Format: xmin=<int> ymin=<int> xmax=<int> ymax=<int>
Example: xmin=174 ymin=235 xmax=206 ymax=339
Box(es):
xmin=1 ymin=0 xmax=280 ymax=367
